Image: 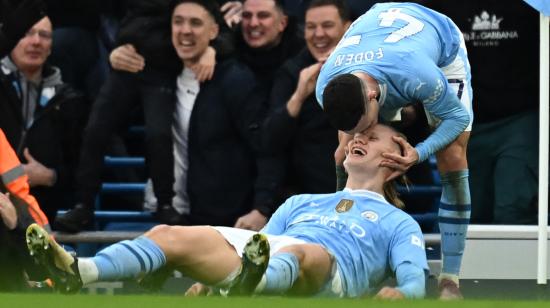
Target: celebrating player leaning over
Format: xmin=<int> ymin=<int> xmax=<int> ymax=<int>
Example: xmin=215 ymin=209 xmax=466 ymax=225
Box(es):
xmin=316 ymin=2 xmax=472 ymax=299
xmin=26 ymin=123 xmax=428 ymax=299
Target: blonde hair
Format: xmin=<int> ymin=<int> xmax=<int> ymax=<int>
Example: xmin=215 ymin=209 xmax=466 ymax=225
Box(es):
xmin=382 ymin=126 xmax=409 ymax=209
xmin=383 ymin=174 xmax=410 ymax=209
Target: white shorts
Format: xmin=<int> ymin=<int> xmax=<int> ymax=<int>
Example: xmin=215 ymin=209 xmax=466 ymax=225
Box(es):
xmin=426 ymin=26 xmax=474 ymax=131
xmin=211 ymin=226 xmax=345 ymax=297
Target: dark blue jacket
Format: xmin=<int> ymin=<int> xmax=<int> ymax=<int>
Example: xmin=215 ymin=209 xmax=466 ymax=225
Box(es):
xmin=263 ymin=48 xmax=338 ymax=195
xmin=186 ymin=58 xmax=280 ymax=225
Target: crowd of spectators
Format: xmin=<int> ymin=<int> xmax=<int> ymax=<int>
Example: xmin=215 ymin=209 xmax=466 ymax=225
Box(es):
xmin=0 ymin=0 xmax=544 ymax=268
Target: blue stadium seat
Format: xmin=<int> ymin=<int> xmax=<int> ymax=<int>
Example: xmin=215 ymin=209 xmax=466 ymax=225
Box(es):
xmin=103 ymin=156 xmax=145 ymax=168
xmin=57 ymin=210 xmax=154 ymax=222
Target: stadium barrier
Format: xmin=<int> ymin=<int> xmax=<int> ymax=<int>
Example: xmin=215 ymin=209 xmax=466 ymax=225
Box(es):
xmin=53 ymin=227 xmax=550 ymax=281
xmin=52 ymin=230 xmax=442 ymax=245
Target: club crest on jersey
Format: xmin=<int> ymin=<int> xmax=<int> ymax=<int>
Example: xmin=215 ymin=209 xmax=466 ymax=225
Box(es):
xmin=335 ymin=199 xmax=354 ymax=213
xmin=361 ymin=211 xmax=379 ymax=222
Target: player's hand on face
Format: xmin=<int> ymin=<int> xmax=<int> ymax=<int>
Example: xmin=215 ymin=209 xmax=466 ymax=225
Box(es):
xmin=109 ymin=44 xmax=145 ymax=73
xmin=375 ymin=287 xmax=405 ymax=300
xmin=0 ymin=192 xmax=17 ymax=230
xmin=234 ymin=209 xmax=267 ymax=231
xmin=380 ymin=136 xmax=418 ymax=181
xmin=190 ymin=46 xmax=216 ymax=82
xmin=185 ymin=282 xmax=213 ymax=296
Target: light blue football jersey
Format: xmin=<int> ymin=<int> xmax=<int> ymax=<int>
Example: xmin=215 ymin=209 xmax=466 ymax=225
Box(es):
xmin=316 ymin=2 xmax=472 ymax=162
xmin=262 ymin=189 xmax=428 ymax=297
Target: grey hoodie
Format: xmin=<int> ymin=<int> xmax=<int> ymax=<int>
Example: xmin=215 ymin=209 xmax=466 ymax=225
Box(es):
xmin=1 ymin=56 xmax=63 ymax=128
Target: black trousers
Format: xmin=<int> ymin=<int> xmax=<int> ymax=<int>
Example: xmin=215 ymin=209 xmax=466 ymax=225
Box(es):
xmin=76 ymin=70 xmax=176 ymax=208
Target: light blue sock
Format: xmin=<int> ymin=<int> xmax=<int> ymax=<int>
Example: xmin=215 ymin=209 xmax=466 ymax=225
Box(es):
xmin=260 ymin=252 xmax=299 ymax=294
xmin=92 ymin=236 xmax=166 ymax=280
xmin=438 ymin=170 xmax=471 ymax=276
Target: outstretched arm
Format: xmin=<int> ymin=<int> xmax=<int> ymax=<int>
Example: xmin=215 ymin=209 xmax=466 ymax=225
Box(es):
xmin=385 ymin=215 xmax=429 ymax=299
xmin=394 ymin=262 xmax=426 ymax=299
xmin=375 ymin=262 xmax=425 ymax=299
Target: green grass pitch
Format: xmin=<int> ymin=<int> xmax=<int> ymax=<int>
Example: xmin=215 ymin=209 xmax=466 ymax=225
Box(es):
xmin=0 ymin=294 xmax=548 ymax=308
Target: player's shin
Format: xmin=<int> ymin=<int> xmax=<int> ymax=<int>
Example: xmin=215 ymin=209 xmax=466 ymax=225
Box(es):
xmin=92 ymin=236 xmax=167 ymax=281
xmin=438 ymin=169 xmax=471 ymax=276
xmin=256 ymin=252 xmax=300 ymax=294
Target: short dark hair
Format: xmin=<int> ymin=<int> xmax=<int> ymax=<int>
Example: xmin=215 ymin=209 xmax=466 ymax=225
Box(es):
xmin=322 ymin=73 xmax=366 ymax=131
xmin=169 ymin=0 xmax=222 ymax=25
xmin=306 ymin=0 xmax=351 ymax=22
xmin=243 ymin=0 xmax=286 ymax=14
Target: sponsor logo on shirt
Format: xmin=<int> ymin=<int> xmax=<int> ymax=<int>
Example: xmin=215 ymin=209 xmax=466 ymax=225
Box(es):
xmin=422 ymin=79 xmax=443 ymax=104
xmin=290 ymin=214 xmax=367 ymax=238
xmin=361 ymin=211 xmax=379 ymax=222
xmin=309 ymin=201 xmax=321 ymax=207
xmin=411 ymin=234 xmax=425 ymax=249
xmin=335 ymin=199 xmax=354 ymax=213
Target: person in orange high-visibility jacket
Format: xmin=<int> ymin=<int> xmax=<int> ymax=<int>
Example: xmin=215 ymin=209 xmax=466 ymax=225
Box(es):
xmin=0 ymin=129 xmax=49 ymax=229
xmin=1 ymin=128 xmax=51 ymax=291
xmin=0 ymin=0 xmax=51 ymax=291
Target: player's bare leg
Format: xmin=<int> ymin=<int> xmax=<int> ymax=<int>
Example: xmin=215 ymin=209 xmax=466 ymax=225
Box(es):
xmin=253 ymin=243 xmax=333 ymax=296
xmin=282 ymin=244 xmax=333 ymax=296
xmin=27 ymin=224 xmax=244 ymax=293
xmin=145 ymin=225 xmax=242 ymax=285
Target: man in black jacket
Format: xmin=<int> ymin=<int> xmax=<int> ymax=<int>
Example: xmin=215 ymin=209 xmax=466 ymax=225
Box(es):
xmin=168 ymin=0 xmax=278 ymax=227
xmin=263 ymin=0 xmax=350 ymax=196
xmin=0 ymin=8 xmax=88 ymax=223
xmin=235 ymin=0 xmax=304 ymax=89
